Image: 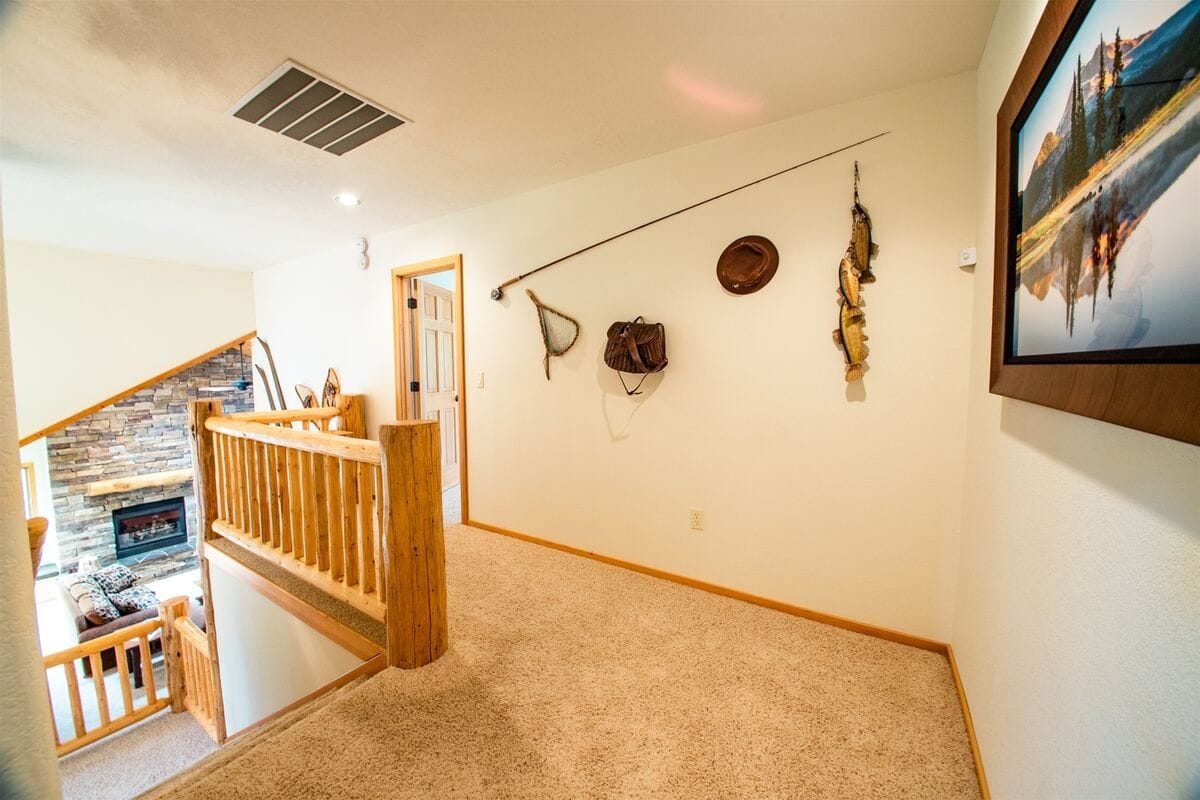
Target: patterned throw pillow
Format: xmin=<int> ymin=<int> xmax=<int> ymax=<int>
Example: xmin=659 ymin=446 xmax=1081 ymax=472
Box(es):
xmin=89 ymin=563 xmax=137 ymax=594
xmin=65 ymin=576 xmax=121 ymax=625
xmin=108 ymin=585 xmax=160 ymax=614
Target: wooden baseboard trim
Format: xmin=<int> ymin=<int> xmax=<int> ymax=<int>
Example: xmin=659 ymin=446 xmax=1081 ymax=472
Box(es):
xmin=466 ymin=518 xmax=989 ymax=799
xmin=18 ymin=330 xmax=256 ymax=447
xmin=947 ymin=644 xmax=991 ymax=800
xmin=205 ymin=545 xmax=383 ymax=660
xmin=227 ymin=654 xmax=385 ymax=743
xmin=467 ymin=519 xmax=945 ymax=651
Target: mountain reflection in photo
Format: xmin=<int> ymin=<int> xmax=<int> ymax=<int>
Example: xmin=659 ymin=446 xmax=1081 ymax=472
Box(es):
xmin=1012 ymin=0 xmax=1200 ymax=358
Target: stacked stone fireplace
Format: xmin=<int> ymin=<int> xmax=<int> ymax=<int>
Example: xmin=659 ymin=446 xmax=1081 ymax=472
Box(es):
xmin=47 ymin=345 xmax=253 ymax=579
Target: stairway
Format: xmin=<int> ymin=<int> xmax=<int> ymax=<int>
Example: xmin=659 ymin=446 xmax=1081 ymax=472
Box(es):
xmin=138 ymin=674 xmax=372 ymax=799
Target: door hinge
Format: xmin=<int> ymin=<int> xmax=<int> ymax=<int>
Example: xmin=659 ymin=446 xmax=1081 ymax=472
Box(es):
xmin=406 ymin=297 xmax=418 ymax=309
xmin=409 ymin=381 xmax=420 ymax=393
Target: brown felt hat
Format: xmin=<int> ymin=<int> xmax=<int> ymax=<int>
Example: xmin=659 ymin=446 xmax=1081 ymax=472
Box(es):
xmin=716 ymin=235 xmax=779 ymax=295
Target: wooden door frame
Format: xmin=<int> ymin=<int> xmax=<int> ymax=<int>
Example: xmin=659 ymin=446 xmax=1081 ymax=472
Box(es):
xmin=391 ymin=254 xmax=468 ymax=523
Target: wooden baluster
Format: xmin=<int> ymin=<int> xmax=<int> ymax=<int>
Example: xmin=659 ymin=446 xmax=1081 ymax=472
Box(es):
xmin=379 ymin=421 xmax=447 ymax=669
xmin=374 ymin=465 xmax=386 ymax=597
xmin=235 ymin=437 xmax=247 ymax=533
xmin=64 ymin=662 xmax=86 ymax=738
xmin=44 ymin=672 xmax=62 ymax=747
xmin=313 ymin=453 xmax=330 ymax=572
xmin=255 ymin=442 xmax=270 ymax=543
xmin=342 ymin=459 xmax=359 ymax=587
xmin=301 ymin=451 xmax=318 ymax=565
xmin=357 ymin=462 xmax=375 ymax=595
xmin=211 ymin=434 xmax=224 ymax=521
xmin=243 ymin=437 xmax=257 ymax=540
xmin=325 ymin=456 xmax=345 ymax=581
xmin=286 ymin=448 xmax=303 ymax=560
xmin=274 ymin=444 xmax=290 ymax=552
xmin=140 ymin=636 xmax=157 ymax=703
xmin=89 ymin=652 xmax=110 ymax=726
xmin=115 ymin=644 xmax=134 ymax=716
xmin=226 ymin=437 xmax=237 ymax=531
xmin=185 ymin=643 xmax=197 ymax=711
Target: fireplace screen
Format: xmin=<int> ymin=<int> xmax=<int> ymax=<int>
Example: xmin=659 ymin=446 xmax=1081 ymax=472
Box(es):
xmin=112 ymin=497 xmax=188 ymax=558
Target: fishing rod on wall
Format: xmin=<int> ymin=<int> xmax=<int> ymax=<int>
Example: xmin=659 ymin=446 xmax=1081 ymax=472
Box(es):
xmin=489 ymin=130 xmax=892 ymax=301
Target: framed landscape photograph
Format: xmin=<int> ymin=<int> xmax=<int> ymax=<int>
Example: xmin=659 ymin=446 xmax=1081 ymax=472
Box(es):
xmin=991 ymin=0 xmax=1200 ymax=445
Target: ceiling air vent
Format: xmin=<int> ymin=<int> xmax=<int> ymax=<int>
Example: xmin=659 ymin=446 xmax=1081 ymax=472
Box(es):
xmin=230 ymin=60 xmax=408 ymax=156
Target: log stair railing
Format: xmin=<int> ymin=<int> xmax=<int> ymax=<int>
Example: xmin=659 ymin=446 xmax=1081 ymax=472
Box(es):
xmin=189 ymin=397 xmax=447 ymax=670
xmin=41 ymin=596 xmax=217 ymax=757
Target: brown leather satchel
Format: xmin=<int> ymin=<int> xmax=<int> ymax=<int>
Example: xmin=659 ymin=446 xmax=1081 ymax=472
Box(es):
xmin=604 ymin=316 xmax=668 ymax=395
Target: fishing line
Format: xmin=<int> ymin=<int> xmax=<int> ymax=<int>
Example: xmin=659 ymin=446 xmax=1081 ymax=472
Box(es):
xmin=490 ymin=130 xmax=891 ymax=300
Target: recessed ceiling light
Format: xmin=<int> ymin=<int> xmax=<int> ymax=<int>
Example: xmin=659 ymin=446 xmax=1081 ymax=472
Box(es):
xmin=334 ymin=192 xmax=361 ymax=207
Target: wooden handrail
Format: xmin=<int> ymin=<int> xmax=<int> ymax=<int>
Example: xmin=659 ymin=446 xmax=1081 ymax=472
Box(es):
xmin=43 ymin=618 xmax=162 ymax=668
xmin=229 ymin=407 xmax=340 ymax=423
xmin=206 ymin=417 xmax=382 ymax=465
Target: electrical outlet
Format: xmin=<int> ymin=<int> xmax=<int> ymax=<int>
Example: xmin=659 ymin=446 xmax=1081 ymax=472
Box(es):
xmin=689 ymin=508 xmax=704 ymax=531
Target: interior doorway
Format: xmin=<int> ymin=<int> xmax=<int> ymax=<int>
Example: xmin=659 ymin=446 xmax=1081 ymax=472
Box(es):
xmin=391 ymin=255 xmax=468 ymax=525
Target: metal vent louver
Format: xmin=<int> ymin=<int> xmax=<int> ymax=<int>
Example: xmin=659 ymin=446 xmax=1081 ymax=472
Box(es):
xmin=230 ymin=61 xmax=407 ymax=156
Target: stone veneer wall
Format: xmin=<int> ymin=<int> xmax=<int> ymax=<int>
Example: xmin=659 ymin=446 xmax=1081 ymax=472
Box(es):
xmin=47 ymin=345 xmax=253 ymax=578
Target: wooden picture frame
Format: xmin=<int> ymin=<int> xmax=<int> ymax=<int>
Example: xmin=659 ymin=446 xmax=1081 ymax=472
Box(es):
xmin=991 ymin=0 xmax=1200 ymax=446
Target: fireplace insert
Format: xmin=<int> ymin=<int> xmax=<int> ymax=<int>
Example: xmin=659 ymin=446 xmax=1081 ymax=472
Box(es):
xmin=112 ymin=497 xmax=188 ymax=559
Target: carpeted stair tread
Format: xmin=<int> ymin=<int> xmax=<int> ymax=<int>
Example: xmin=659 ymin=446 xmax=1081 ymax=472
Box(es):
xmin=138 ymin=675 xmax=370 ymax=799
xmin=206 ymin=537 xmax=386 ymax=648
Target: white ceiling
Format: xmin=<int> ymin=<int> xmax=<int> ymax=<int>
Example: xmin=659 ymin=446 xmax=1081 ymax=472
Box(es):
xmin=0 ymin=1 xmax=997 ymax=271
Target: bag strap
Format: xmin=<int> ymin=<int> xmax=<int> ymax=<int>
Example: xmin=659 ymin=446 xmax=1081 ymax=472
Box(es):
xmin=623 ymin=329 xmax=648 ymax=373
xmin=618 ymin=371 xmax=651 ymax=396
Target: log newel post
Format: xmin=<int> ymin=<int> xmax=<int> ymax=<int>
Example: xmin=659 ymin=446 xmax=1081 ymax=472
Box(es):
xmin=158 ymin=595 xmax=190 ymax=713
xmin=185 ymin=399 xmax=228 ymax=742
xmin=187 ymin=400 xmax=222 ymax=545
xmin=338 ymin=394 xmax=367 ymax=439
xmin=379 ymin=420 xmax=448 ymax=668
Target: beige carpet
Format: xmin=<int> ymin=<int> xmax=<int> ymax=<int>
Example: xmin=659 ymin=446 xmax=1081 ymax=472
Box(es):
xmin=151 ymin=523 xmax=980 ymax=799
xmin=60 ymin=709 xmax=217 ymax=800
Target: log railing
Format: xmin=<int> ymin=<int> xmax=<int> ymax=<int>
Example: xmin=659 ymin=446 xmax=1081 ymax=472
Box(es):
xmin=43 ymin=618 xmax=169 ymax=756
xmin=190 ymin=398 xmax=448 ymax=669
xmin=42 ymin=591 xmax=227 ymax=757
xmin=160 ymin=597 xmax=221 ymax=741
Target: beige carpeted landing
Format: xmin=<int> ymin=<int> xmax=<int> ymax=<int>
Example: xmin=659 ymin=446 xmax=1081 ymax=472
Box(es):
xmin=152 ymin=523 xmax=980 ymax=799
xmin=61 ymin=709 xmax=217 ymax=800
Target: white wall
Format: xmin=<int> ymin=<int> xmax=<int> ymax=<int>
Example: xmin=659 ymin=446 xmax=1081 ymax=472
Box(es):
xmin=953 ymin=3 xmax=1200 ymax=798
xmin=4 ymin=241 xmax=255 ymax=441
xmin=209 ymin=562 xmax=364 ymax=735
xmin=0 ymin=221 xmax=61 ymax=798
xmin=254 ymin=73 xmax=978 ymax=641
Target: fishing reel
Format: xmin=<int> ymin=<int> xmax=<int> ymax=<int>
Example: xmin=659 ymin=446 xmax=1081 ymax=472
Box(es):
xmin=490 ymin=287 xmax=505 ymax=301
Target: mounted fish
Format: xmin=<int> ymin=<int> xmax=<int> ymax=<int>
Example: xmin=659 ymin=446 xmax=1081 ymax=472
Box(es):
xmin=527 ymin=289 xmax=580 ymax=380
xmin=837 ymin=247 xmax=863 ymax=308
xmin=832 ymin=301 xmax=869 ymax=382
xmin=849 ymin=161 xmax=879 ymax=283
